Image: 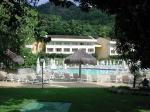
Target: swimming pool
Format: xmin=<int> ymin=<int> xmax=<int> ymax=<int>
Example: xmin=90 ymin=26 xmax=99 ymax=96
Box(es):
xmin=52 ymin=68 xmax=120 ymax=75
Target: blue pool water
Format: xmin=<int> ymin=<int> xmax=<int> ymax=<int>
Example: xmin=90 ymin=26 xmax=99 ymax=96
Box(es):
xmin=53 ymin=68 xmax=120 ymax=75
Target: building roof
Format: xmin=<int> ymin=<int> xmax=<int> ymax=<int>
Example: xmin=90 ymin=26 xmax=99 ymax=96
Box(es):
xmin=47 ymin=35 xmax=94 ymax=39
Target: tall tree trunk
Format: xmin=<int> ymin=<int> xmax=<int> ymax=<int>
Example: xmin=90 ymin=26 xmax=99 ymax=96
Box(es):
xmin=133 ymin=75 xmax=136 ymax=88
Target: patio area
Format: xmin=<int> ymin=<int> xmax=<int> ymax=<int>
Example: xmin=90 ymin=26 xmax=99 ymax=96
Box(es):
xmin=0 ymin=80 xmax=131 ymax=88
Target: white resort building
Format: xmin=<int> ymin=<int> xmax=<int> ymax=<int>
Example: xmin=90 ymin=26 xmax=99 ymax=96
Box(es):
xmin=95 ymin=38 xmax=118 ymax=59
xmin=109 ymin=40 xmax=118 ymax=56
xmin=26 ymin=35 xmax=118 ymax=59
xmin=46 ymin=35 xmax=100 ymax=54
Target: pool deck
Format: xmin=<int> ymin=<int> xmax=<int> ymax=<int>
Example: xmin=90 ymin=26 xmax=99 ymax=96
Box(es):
xmin=0 ymin=81 xmax=131 ymax=88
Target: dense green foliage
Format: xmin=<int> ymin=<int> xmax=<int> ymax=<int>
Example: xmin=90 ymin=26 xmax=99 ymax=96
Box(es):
xmin=78 ymin=0 xmax=150 ymax=68
xmin=0 ymin=1 xmax=35 ymax=68
xmin=0 ymin=1 xmax=47 ymax=68
xmin=37 ymin=3 xmax=115 ymax=38
xmin=0 ymin=88 xmax=150 ymax=112
xmin=20 ymin=48 xmax=37 ymax=68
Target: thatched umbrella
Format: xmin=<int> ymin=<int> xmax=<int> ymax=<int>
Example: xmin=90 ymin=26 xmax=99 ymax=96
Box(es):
xmin=4 ymin=49 xmax=24 ymax=65
xmin=64 ymin=49 xmax=97 ymax=78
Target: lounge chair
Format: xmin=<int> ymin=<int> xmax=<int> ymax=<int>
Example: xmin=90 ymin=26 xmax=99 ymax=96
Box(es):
xmin=91 ymin=75 xmax=97 ymax=82
xmin=116 ymin=75 xmax=122 ymax=83
xmin=73 ymin=73 xmax=79 ymax=81
xmin=49 ymin=73 xmax=55 ymax=80
xmin=53 ymin=73 xmax=61 ymax=80
xmin=81 ymin=74 xmax=88 ymax=81
xmin=5 ymin=73 xmax=14 ymax=82
xmin=26 ymin=75 xmax=38 ymax=84
xmin=13 ymin=74 xmax=23 ymax=83
xmin=19 ymin=74 xmax=28 ymax=83
xmin=36 ymin=75 xmax=49 ymax=84
xmin=97 ymin=75 xmax=110 ymax=83
xmin=122 ymin=75 xmax=132 ymax=84
xmin=0 ymin=71 xmax=7 ymax=81
xmin=44 ymin=73 xmax=51 ymax=81
xmin=63 ymin=73 xmax=72 ymax=81
xmin=110 ymin=75 xmax=117 ymax=83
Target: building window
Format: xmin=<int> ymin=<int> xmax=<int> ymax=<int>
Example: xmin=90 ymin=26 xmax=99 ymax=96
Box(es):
xmin=64 ymin=48 xmax=70 ymax=52
xmin=81 ymin=49 xmax=86 ymax=52
xmin=72 ymin=48 xmax=78 ymax=52
xmin=88 ymin=48 xmax=94 ymax=52
xmin=64 ymin=42 xmax=70 ymax=45
xmin=110 ymin=44 xmax=116 ymax=48
xmin=55 ymin=42 xmax=61 ymax=45
xmin=56 ymin=48 xmax=62 ymax=52
xmin=48 ymin=42 xmax=54 ymax=45
xmin=80 ymin=43 xmax=84 ymax=45
xmin=72 ymin=42 xmax=78 ymax=45
xmin=111 ymin=50 xmax=116 ymax=54
xmin=87 ymin=43 xmax=92 ymax=45
xmin=47 ymin=48 xmax=53 ymax=52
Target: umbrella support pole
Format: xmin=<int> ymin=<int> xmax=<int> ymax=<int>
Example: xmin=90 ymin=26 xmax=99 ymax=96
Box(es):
xmin=79 ymin=64 xmax=81 ymax=80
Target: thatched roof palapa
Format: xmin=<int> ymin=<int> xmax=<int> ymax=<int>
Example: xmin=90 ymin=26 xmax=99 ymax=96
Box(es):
xmin=4 ymin=49 xmax=24 ymax=65
xmin=64 ymin=49 xmax=97 ymax=78
xmin=65 ymin=49 xmax=97 ymax=65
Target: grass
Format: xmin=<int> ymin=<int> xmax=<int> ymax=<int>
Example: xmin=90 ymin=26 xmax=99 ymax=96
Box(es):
xmin=0 ymin=88 xmax=150 ymax=112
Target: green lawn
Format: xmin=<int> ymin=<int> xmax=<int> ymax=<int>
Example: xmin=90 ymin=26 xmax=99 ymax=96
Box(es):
xmin=0 ymin=88 xmax=150 ymax=112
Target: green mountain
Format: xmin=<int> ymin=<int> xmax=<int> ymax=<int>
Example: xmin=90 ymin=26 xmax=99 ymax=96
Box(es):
xmin=37 ymin=2 xmax=115 ymax=38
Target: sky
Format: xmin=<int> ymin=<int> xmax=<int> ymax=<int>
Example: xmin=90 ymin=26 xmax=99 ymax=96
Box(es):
xmin=36 ymin=0 xmax=80 ymax=6
xmin=37 ymin=0 xmax=49 ymax=6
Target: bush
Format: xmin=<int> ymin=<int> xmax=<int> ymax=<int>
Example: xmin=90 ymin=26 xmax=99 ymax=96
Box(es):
xmin=20 ymin=48 xmax=37 ymax=68
xmin=109 ymin=86 xmax=150 ymax=96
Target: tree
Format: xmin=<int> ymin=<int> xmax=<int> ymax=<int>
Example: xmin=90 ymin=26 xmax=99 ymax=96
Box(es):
xmin=0 ymin=0 xmax=45 ymax=68
xmin=96 ymin=25 xmax=112 ymax=38
xmin=49 ymin=0 xmax=150 ymax=87
xmin=20 ymin=48 xmax=37 ymax=68
xmin=0 ymin=0 xmax=29 ymax=68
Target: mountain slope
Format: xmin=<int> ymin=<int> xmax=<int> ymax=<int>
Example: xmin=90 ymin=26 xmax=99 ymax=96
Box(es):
xmin=37 ymin=2 xmax=115 ymax=38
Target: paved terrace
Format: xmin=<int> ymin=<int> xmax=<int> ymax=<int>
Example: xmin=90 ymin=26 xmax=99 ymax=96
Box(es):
xmin=0 ymin=81 xmax=131 ymax=88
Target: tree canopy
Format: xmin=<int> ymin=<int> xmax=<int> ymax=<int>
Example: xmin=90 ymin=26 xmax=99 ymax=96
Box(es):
xmin=50 ymin=0 xmax=150 ymax=68
xmin=0 ymin=0 xmax=46 ymax=68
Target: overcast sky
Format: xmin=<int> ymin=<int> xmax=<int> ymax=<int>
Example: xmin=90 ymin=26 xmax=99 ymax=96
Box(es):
xmin=37 ymin=0 xmax=49 ymax=6
xmin=36 ymin=0 xmax=80 ymax=6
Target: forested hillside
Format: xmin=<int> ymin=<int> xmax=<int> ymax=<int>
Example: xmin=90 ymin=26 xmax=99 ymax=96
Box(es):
xmin=37 ymin=3 xmax=115 ymax=38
